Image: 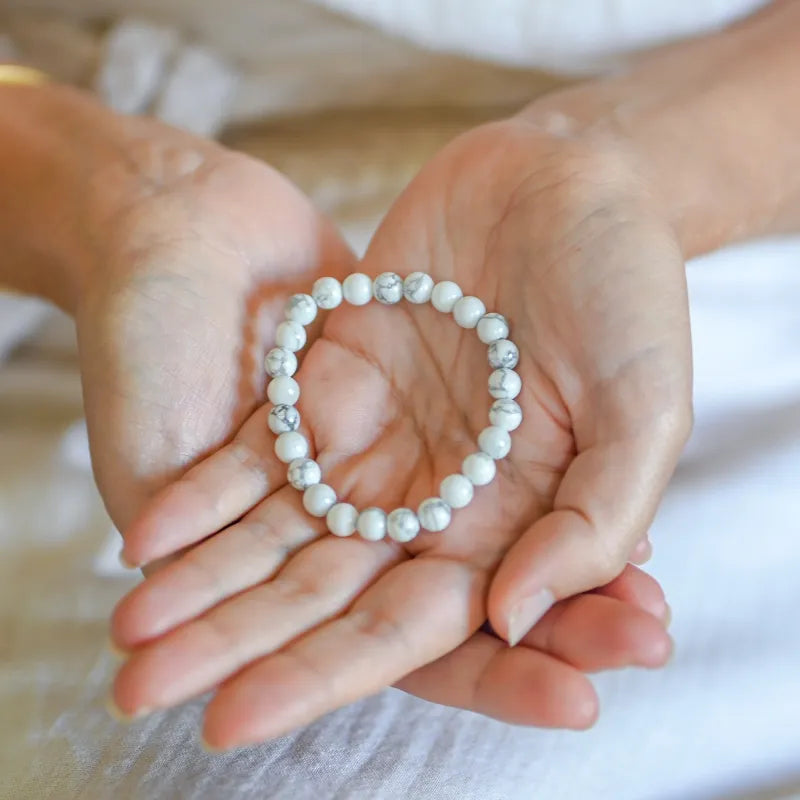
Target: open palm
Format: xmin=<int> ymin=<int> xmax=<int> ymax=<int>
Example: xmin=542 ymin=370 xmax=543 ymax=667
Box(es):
xmin=110 ymin=121 xmax=685 ymax=749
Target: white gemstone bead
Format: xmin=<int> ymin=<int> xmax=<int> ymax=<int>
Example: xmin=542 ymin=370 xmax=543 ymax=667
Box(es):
xmin=418 ymin=497 xmax=452 ymax=532
xmin=268 ymin=404 xmax=300 ymax=434
xmin=431 ymin=281 xmax=463 ymax=312
xmin=403 ymin=271 xmax=434 ymax=304
xmin=275 ymin=431 xmax=308 ymax=463
xmin=489 ymin=398 xmax=523 ymax=431
xmin=453 ymin=296 xmax=486 ymax=328
xmin=357 ymin=507 xmax=387 ymax=541
xmin=387 ymin=508 xmax=420 ymax=542
xmin=477 ymin=313 xmax=509 ymax=344
xmin=284 ymin=293 xmax=317 ymax=326
xmin=267 ymin=375 xmax=300 ymax=406
xmin=487 ymin=338 xmax=519 ymax=370
xmin=342 ymin=272 xmax=373 ymax=306
xmin=462 ymin=452 xmax=496 ymax=486
xmin=373 ymin=272 xmax=403 ymax=304
xmin=275 ymin=320 xmax=307 ymax=352
xmin=327 ymin=502 xmax=358 ymax=537
xmin=264 ymin=346 xmax=298 ymax=378
xmin=312 ymin=276 xmax=343 ymax=310
xmin=478 ymin=425 xmax=512 ymax=459
xmin=488 ymin=368 xmax=521 ymax=400
xmin=303 ymin=483 xmax=337 ymax=517
xmin=439 ymin=474 xmax=474 ymax=509
xmin=287 ymin=457 xmax=322 ymax=490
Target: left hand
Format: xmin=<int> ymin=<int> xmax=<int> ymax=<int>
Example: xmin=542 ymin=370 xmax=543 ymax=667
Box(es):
xmin=109 ymin=118 xmax=683 ymax=749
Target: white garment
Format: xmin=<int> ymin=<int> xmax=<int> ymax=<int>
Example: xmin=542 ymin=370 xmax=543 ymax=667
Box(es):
xmin=316 ymin=0 xmax=769 ymax=71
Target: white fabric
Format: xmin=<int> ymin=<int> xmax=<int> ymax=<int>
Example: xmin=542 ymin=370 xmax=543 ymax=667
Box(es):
xmin=4 ymin=237 xmax=800 ymax=799
xmin=314 ymin=0 xmax=769 ymax=72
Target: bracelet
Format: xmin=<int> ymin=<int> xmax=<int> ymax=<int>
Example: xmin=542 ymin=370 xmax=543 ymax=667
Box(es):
xmin=0 ymin=64 xmax=51 ymax=86
xmin=265 ymin=272 xmax=523 ymax=542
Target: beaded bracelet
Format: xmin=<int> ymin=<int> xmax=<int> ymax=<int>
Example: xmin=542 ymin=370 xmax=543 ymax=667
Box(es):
xmin=265 ymin=272 xmax=522 ymax=542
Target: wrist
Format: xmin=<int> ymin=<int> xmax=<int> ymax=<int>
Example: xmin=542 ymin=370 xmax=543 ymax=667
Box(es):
xmin=515 ymin=0 xmax=800 ymax=259
xmin=0 ymin=82 xmax=219 ymax=312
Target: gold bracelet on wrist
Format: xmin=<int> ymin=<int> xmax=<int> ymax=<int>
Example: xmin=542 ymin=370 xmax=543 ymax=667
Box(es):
xmin=0 ymin=64 xmax=51 ymax=86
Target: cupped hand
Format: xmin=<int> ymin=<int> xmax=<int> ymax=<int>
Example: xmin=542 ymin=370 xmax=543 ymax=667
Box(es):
xmin=108 ymin=119 xmax=686 ymax=749
xmin=76 ymin=135 xmax=354 ymax=536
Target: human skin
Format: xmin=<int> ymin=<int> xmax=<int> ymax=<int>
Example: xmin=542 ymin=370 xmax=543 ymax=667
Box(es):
xmin=4 ymin=0 xmax=800 ymax=750
xmin=0 ymin=81 xmax=668 ymax=735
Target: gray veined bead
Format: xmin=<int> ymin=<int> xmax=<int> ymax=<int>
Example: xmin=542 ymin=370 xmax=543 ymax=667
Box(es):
xmin=487 ymin=338 xmax=519 ymax=370
xmin=275 ymin=320 xmax=307 ymax=352
xmin=268 ymin=404 xmax=300 ymax=434
xmin=312 ymin=277 xmax=343 ymax=310
xmin=403 ymin=272 xmax=434 ymax=304
xmin=417 ymin=497 xmax=452 ymax=532
xmin=284 ymin=293 xmax=317 ymax=326
xmin=264 ymin=346 xmax=298 ymax=378
xmin=488 ymin=368 xmax=521 ymax=400
xmin=387 ymin=508 xmax=421 ymax=542
xmin=373 ymin=272 xmax=404 ymax=304
xmin=477 ymin=312 xmax=509 ymax=344
xmin=287 ymin=457 xmax=322 ymax=490
xmin=489 ymin=398 xmax=523 ymax=431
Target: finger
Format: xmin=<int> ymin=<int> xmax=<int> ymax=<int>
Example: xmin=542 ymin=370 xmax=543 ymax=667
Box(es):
xmin=488 ymin=409 xmax=690 ymax=646
xmin=111 ymin=535 xmax=403 ymax=716
xmin=593 ymin=563 xmax=668 ymax=622
xmin=395 ymin=632 xmax=598 ymax=730
xmin=520 ymin=593 xmax=672 ymax=671
xmin=629 ymin=535 xmax=653 ymax=565
xmin=121 ymin=403 xmax=297 ymax=567
xmin=202 ymin=557 xmax=486 ymax=750
xmin=396 ymin=589 xmax=671 ymax=727
xmin=111 ymin=485 xmax=328 ymax=649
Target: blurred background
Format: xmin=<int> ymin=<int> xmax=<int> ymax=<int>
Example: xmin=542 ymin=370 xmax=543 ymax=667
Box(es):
xmin=0 ymin=2 xmax=798 ymax=799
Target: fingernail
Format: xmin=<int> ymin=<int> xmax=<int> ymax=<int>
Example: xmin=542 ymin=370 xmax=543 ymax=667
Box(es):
xmin=507 ymin=588 xmax=556 ymax=646
xmin=104 ymin=694 xmax=151 ymax=723
xmin=663 ymin=603 xmax=672 ymax=629
xmin=105 ymin=636 xmax=129 ymax=660
xmin=118 ymin=549 xmax=137 ymax=569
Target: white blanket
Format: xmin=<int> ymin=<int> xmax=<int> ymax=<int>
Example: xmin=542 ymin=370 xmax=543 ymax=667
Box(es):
xmin=4 ymin=236 xmax=799 ymax=799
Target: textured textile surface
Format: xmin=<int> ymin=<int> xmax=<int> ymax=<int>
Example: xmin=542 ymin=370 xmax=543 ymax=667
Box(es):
xmin=2 ymin=237 xmax=799 ymax=800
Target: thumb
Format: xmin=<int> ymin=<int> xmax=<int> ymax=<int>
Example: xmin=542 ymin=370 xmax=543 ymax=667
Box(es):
xmin=488 ymin=410 xmax=691 ymax=646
